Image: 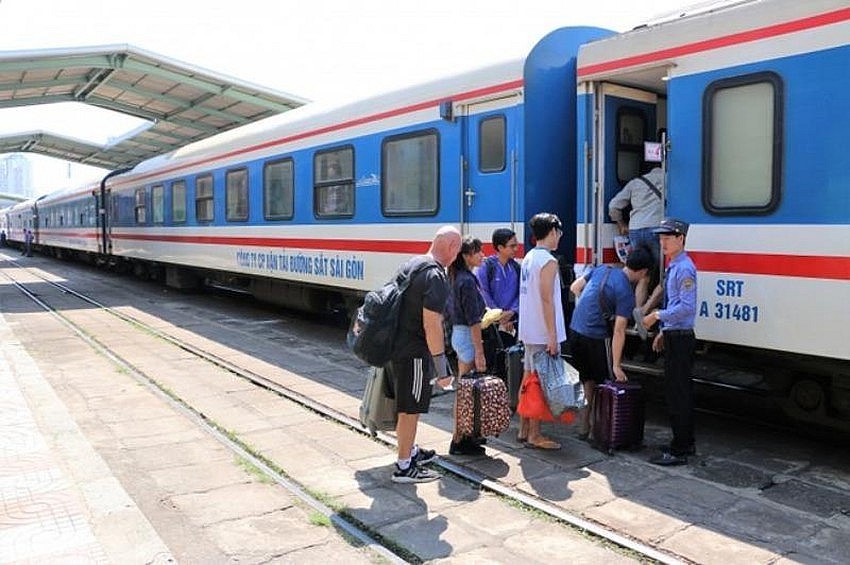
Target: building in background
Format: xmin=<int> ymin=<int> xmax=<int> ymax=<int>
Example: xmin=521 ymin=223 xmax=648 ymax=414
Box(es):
xmin=0 ymin=154 xmax=34 ymax=208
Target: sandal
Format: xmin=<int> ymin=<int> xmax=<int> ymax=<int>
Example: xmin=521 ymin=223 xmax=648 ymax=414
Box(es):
xmin=516 ymin=433 xmax=528 ymax=444
xmin=528 ymin=438 xmax=561 ymax=450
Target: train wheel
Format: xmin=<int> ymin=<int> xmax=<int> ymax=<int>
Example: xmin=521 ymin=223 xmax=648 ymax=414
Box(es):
xmin=789 ymin=378 xmax=825 ymax=413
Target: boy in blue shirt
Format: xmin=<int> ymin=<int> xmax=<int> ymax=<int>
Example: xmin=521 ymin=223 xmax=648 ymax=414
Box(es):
xmin=569 ymin=247 xmax=653 ymax=438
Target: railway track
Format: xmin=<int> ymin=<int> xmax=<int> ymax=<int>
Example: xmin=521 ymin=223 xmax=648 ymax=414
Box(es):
xmin=1 ymin=258 xmax=684 ymax=564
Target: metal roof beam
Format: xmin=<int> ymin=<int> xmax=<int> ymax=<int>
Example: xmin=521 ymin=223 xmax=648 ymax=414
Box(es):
xmin=0 ymin=94 xmax=76 ymax=108
xmin=85 ymin=96 xmax=222 ymax=134
xmin=122 ymin=59 xmax=297 ymax=112
xmin=0 ymin=55 xmax=117 ymax=73
xmin=0 ymin=76 xmax=82 ymax=93
xmin=73 ymin=67 xmax=117 ymax=100
xmin=106 ymin=78 xmax=253 ymax=124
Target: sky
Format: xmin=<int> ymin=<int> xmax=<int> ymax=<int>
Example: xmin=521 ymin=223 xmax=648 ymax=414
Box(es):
xmin=0 ymin=0 xmax=699 ymax=194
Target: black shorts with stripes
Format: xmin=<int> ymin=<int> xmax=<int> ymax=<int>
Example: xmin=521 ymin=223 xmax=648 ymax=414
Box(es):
xmin=387 ymin=356 xmax=434 ymax=414
xmin=568 ymin=330 xmax=613 ymax=383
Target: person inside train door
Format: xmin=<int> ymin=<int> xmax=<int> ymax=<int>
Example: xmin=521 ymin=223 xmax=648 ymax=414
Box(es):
xmin=608 ymin=164 xmax=664 ymax=339
xmin=642 ymin=218 xmax=698 ymax=466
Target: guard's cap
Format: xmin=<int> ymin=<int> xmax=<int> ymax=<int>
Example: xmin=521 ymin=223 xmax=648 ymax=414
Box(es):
xmin=653 ymin=218 xmax=689 ymax=236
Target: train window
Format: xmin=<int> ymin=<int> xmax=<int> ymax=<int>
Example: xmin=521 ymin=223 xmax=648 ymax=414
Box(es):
xmin=226 ymin=168 xmax=249 ymax=222
xmin=134 ymin=187 xmax=146 ymax=224
xmin=479 ymin=115 xmax=506 ymax=173
xmin=172 ymin=180 xmax=187 ymax=223
xmin=314 ymin=147 xmax=354 ymax=218
xmin=152 ymin=185 xmax=164 ymax=224
xmin=195 ymin=174 xmax=214 ymax=222
xmin=703 ymin=72 xmax=783 ymax=214
xmin=264 ymin=159 xmax=294 ymax=220
xmin=382 ymin=130 xmax=439 ymax=216
xmin=616 ymin=109 xmax=645 ymax=184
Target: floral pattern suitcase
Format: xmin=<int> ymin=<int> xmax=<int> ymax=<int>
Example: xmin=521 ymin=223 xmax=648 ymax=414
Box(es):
xmin=591 ymin=381 xmax=645 ymax=454
xmin=456 ymin=373 xmax=512 ymax=439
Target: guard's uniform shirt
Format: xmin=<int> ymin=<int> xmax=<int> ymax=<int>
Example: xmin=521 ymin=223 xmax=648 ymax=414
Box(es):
xmin=658 ymin=251 xmax=697 ymax=331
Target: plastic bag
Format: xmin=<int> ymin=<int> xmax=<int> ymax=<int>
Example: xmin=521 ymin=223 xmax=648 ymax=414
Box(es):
xmin=532 ymin=351 xmax=587 ymax=417
xmin=517 ymin=372 xmax=576 ymax=423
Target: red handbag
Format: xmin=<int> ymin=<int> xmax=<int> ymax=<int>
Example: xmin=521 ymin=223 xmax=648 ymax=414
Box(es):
xmin=517 ymin=371 xmax=576 ymax=423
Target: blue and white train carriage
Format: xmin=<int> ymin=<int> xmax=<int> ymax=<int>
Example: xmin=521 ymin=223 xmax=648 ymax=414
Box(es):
xmin=58 ymin=26 xmax=610 ymax=308
xmin=3 ymin=0 xmax=849 ymax=430
xmin=575 ymin=0 xmax=850 ymax=426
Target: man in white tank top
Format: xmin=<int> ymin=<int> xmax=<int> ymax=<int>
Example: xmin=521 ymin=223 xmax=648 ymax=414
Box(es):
xmin=517 ymin=213 xmax=566 ymax=450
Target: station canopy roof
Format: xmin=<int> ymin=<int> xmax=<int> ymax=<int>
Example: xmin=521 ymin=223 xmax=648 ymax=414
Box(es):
xmin=0 ymin=44 xmax=309 ymax=170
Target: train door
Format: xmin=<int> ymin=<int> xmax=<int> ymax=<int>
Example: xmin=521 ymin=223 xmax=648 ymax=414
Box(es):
xmin=592 ymin=83 xmax=661 ymax=262
xmin=460 ymin=97 xmax=520 ymax=239
xmin=96 ymin=188 xmax=113 ymax=255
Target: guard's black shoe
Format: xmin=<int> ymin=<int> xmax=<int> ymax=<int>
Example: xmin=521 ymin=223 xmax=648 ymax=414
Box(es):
xmin=659 ymin=444 xmax=696 ymax=456
xmin=649 ymin=452 xmax=688 ymax=466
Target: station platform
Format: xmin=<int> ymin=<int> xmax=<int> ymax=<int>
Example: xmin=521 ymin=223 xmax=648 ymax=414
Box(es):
xmin=0 ymin=314 xmax=174 ymax=564
xmin=2 ymin=255 xmax=848 ymax=564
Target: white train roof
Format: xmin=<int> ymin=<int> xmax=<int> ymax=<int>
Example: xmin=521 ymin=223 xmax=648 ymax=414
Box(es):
xmin=114 ymin=58 xmax=525 ymax=186
xmin=577 ymin=0 xmax=850 ymax=91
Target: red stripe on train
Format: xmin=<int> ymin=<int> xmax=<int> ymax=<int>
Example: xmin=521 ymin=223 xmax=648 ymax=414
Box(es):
xmin=689 ymin=251 xmax=850 ymax=280
xmin=578 ymin=7 xmax=850 ymax=77
xmin=576 ymin=247 xmax=850 ymax=281
xmin=109 ymin=234 xmax=526 ymax=257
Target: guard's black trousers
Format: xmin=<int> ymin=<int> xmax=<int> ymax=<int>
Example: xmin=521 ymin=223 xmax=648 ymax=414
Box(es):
xmin=664 ymin=330 xmax=696 ymax=453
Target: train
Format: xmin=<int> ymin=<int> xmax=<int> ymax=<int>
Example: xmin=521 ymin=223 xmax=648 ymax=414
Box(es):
xmin=3 ymin=0 xmax=849 ymax=431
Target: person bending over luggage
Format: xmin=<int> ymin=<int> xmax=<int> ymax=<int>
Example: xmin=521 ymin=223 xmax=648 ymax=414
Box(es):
xmin=517 ymin=213 xmax=567 ymax=451
xmin=447 ymin=235 xmax=489 ymax=455
xmin=389 ymin=225 xmax=461 ymax=483
xmin=569 ymin=247 xmax=653 ymax=440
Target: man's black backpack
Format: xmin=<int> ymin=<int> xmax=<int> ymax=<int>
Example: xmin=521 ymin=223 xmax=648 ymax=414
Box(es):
xmin=347 ymin=259 xmax=438 ymax=367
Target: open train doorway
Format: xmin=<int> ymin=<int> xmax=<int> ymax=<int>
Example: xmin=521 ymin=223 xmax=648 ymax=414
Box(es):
xmin=592 ymin=83 xmax=665 ymax=264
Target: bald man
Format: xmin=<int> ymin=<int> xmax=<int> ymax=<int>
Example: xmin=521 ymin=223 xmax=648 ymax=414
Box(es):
xmin=389 ymin=225 xmax=461 ymax=483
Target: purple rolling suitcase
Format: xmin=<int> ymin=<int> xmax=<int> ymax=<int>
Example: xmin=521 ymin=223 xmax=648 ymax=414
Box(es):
xmin=591 ymin=381 xmax=645 ymax=454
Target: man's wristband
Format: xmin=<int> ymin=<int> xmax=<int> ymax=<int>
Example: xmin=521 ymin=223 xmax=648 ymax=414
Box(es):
xmin=432 ymin=353 xmax=451 ymax=378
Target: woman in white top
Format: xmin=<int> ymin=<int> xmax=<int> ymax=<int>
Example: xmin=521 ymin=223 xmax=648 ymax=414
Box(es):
xmin=517 ymin=213 xmax=566 ymax=450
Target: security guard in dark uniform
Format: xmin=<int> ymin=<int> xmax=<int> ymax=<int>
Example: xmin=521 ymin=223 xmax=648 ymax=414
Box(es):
xmin=642 ymin=218 xmax=698 ymax=465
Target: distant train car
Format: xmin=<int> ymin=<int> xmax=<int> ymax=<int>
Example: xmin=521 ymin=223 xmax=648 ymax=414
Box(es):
xmin=4 ymin=198 xmax=38 ymax=249
xmin=35 ymin=184 xmax=102 ymax=259
xmin=575 ymin=0 xmax=850 ymax=429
